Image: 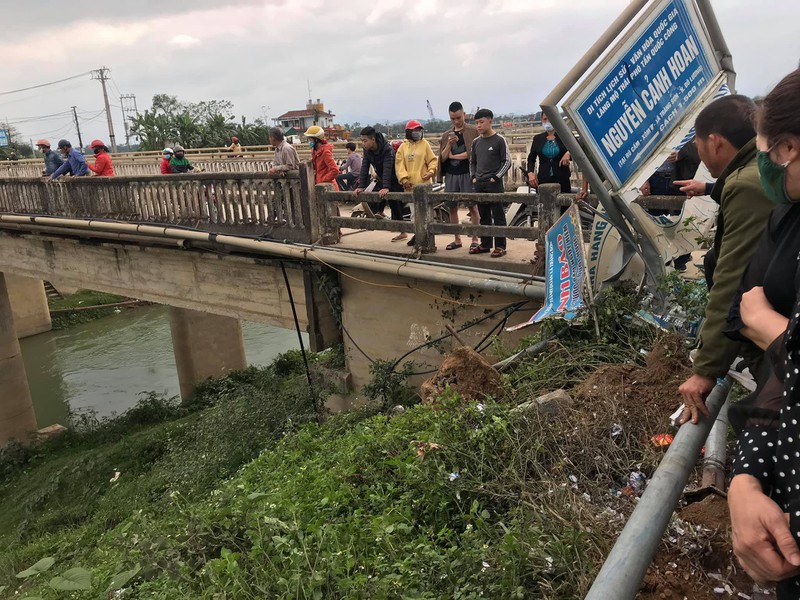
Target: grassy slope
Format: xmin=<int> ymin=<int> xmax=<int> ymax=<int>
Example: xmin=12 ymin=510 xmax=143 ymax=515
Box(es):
xmin=1 ymin=305 xmax=700 ymax=599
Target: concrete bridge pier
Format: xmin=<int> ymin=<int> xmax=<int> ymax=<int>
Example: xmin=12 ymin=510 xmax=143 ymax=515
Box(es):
xmin=6 ymin=274 xmax=52 ymax=338
xmin=169 ymin=307 xmax=248 ymax=401
xmin=0 ymin=273 xmax=38 ymax=447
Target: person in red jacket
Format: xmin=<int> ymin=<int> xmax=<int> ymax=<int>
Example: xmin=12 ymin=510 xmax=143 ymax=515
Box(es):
xmin=304 ymin=125 xmax=339 ymax=190
xmin=160 ymin=148 xmax=173 ymax=175
xmin=88 ymin=139 xmax=115 ymax=176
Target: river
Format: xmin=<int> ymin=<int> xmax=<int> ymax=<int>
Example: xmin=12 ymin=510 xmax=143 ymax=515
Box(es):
xmin=19 ymin=305 xmax=305 ymax=429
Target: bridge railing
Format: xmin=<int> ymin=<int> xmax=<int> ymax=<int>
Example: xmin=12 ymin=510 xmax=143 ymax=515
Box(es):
xmin=314 ymin=182 xmax=690 ymax=270
xmin=0 ymin=165 xmax=317 ymax=242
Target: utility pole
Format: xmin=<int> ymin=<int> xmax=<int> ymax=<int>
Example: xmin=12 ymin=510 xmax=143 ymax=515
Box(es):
xmin=120 ymin=93 xmax=138 ymax=149
xmin=71 ymin=106 xmax=84 ymax=149
xmin=92 ymin=66 xmax=118 ymax=152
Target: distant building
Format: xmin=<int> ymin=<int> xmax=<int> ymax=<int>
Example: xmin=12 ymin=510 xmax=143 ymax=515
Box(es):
xmin=274 ymin=99 xmax=335 ymax=131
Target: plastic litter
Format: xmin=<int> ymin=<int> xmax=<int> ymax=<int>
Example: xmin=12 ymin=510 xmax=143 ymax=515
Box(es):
xmin=651 ymin=433 xmax=674 ymax=447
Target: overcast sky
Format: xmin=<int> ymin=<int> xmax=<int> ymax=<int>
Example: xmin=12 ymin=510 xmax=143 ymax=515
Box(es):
xmin=2 ymin=0 xmax=798 ymax=147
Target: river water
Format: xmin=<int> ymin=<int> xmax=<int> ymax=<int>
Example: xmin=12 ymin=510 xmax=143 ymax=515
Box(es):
xmin=19 ymin=306 xmax=305 ymax=429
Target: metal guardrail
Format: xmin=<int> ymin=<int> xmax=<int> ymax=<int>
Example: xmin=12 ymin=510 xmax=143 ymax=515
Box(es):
xmin=0 ymin=167 xmax=316 ymax=242
xmin=585 ymin=378 xmax=732 ymax=600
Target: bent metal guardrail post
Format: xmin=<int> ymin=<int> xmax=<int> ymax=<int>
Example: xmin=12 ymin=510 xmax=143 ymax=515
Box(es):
xmin=584 ymin=378 xmax=732 ymax=600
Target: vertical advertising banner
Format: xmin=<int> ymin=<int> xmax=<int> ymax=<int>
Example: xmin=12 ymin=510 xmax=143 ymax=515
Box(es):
xmin=565 ymin=0 xmax=719 ymax=189
xmin=508 ymin=205 xmax=587 ymax=331
xmin=0 ymin=129 xmax=8 ymax=147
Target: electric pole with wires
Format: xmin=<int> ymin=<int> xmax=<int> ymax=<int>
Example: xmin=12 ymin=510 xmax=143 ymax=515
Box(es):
xmin=120 ymin=94 xmax=138 ymax=148
xmin=71 ymin=106 xmax=84 ymax=149
xmin=92 ymin=67 xmax=118 ymax=152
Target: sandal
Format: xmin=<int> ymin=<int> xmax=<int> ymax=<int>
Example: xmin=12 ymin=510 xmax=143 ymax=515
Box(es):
xmin=469 ymin=245 xmax=490 ymax=255
xmin=446 ymin=241 xmax=463 ymax=250
xmin=406 ymin=235 xmax=416 ymax=246
xmin=468 ymin=242 xmax=481 ymax=251
xmin=391 ymin=233 xmax=408 ymax=242
xmin=490 ymin=248 xmax=507 ymax=258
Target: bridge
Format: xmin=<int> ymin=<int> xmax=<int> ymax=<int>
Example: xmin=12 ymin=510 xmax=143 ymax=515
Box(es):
xmin=0 ymin=157 xmax=685 ymax=447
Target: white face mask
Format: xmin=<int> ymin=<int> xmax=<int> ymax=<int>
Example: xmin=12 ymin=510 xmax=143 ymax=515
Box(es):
xmin=542 ymin=121 xmax=554 ymax=132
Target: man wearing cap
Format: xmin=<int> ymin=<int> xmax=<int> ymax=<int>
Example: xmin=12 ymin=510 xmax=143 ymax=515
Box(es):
xmin=50 ymin=139 xmax=89 ymax=180
xmin=394 ymin=119 xmax=437 ymax=243
xmin=36 ymin=140 xmax=63 ymax=176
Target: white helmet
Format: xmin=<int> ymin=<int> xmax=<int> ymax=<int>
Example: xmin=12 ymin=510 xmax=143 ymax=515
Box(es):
xmin=163 ymin=147 xmax=173 ymax=154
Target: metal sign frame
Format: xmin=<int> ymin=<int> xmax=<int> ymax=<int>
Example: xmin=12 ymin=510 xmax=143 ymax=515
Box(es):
xmin=564 ymin=0 xmax=719 ymax=190
xmin=540 ymin=0 xmax=735 ymax=294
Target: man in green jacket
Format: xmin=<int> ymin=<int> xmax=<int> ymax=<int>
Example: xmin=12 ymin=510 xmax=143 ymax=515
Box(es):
xmin=678 ymin=95 xmax=774 ymax=424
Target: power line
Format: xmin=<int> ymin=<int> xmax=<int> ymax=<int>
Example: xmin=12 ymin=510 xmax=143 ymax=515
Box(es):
xmin=0 ymin=71 xmax=93 ymax=97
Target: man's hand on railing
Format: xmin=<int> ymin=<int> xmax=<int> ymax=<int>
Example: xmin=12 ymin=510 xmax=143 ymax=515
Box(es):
xmin=378 ymin=188 xmax=389 ymax=199
xmin=527 ymin=172 xmax=537 ymax=188
xmin=352 ymin=187 xmax=363 ymax=197
xmin=729 ymin=474 xmax=800 ymax=584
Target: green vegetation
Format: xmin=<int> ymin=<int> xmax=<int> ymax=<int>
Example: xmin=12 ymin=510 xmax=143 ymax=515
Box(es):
xmin=0 ymin=288 xmax=701 ymax=599
xmin=48 ymin=290 xmax=130 ymax=330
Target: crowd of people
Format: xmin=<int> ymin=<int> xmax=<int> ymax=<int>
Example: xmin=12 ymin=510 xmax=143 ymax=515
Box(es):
xmin=644 ymin=67 xmax=800 ymax=597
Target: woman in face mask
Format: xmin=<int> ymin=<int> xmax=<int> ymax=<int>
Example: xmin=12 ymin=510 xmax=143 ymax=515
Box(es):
xmin=525 ymin=114 xmax=572 ymax=193
xmin=161 ymin=148 xmax=174 ymax=175
xmin=725 ymin=68 xmax=800 ymax=597
xmin=393 ymin=120 xmax=438 ymax=243
xmin=304 ymin=125 xmax=339 ymax=190
xmin=87 ymin=139 xmax=115 ymax=176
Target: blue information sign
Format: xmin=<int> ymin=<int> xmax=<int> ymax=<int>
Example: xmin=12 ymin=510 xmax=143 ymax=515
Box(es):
xmin=567 ymin=0 xmax=718 ymax=188
xmin=0 ymin=129 xmax=8 ymax=147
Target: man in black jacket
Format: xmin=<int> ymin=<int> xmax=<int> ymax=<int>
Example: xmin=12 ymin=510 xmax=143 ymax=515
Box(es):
xmin=353 ymin=127 xmax=398 ymax=200
xmin=353 ymin=127 xmax=404 ymax=222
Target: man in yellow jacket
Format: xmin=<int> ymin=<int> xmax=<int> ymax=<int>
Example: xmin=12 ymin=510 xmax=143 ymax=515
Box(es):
xmin=394 ymin=120 xmax=438 ymax=243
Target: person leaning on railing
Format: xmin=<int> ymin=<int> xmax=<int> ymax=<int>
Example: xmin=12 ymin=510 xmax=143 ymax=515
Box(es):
xmin=88 ymin=139 xmax=115 ymax=176
xmin=35 ymin=139 xmax=63 ymax=176
xmin=394 ymin=120 xmax=437 ymax=244
xmin=267 ymin=127 xmax=300 ymax=176
xmin=50 ymin=139 xmax=89 ymax=180
xmin=724 ymin=68 xmax=800 ymax=597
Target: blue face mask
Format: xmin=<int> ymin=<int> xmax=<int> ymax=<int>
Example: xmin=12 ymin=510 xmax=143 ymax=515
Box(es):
xmin=542 ymin=121 xmax=554 ymax=132
xmin=163 ymin=154 xmax=171 ymax=160
xmin=308 ymin=141 xmax=316 ymax=149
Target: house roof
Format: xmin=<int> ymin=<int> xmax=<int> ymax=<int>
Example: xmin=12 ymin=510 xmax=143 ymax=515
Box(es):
xmin=276 ymin=109 xmax=334 ymax=120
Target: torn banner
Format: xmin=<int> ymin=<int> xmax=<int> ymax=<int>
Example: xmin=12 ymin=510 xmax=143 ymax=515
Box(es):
xmin=509 ymin=205 xmax=588 ymax=331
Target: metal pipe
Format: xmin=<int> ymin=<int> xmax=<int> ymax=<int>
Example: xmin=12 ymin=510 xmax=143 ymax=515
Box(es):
xmin=0 ymin=216 xmax=546 ymax=300
xmin=701 ymin=396 xmax=729 ymax=490
xmin=585 ymin=379 xmax=732 ymax=600
xmin=541 ymin=0 xmax=649 ymax=107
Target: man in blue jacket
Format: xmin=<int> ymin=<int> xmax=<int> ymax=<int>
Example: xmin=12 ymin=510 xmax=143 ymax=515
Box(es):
xmin=51 ymin=139 xmax=89 ymax=180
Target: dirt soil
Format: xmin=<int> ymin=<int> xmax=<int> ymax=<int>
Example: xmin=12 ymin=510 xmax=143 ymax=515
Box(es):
xmin=421 ymin=346 xmax=504 ymax=404
xmin=572 ymin=336 xmax=765 ymax=599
